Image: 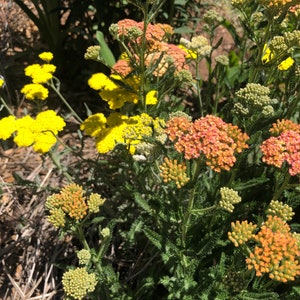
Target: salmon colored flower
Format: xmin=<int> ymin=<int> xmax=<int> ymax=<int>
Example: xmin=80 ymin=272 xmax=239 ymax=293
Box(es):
xmin=165 ymin=115 xmax=249 ymax=172
xmin=261 ymin=129 xmax=300 ymax=176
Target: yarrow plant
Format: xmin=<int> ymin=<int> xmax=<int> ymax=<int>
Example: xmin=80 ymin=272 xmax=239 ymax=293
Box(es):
xmin=0 ymin=0 xmax=300 ymax=299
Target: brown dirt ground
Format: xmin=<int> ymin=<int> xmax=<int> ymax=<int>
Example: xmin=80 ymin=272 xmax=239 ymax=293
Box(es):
xmin=0 ymin=1 xmax=237 ymax=298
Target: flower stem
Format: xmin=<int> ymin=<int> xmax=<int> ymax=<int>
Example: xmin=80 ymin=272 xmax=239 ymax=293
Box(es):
xmin=50 ymin=78 xmax=83 ymax=123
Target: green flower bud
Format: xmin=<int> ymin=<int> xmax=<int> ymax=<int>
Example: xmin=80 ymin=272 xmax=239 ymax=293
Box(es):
xmin=101 ymin=227 xmax=110 ymax=238
xmin=219 ymin=187 xmax=241 ymax=213
xmin=88 ymin=193 xmax=106 ymax=213
xmin=77 ymin=249 xmax=91 ymax=266
xmin=84 ymin=46 xmax=101 ymax=61
xmin=47 ymin=208 xmax=66 ymax=228
xmin=266 ymin=200 xmax=294 ymax=221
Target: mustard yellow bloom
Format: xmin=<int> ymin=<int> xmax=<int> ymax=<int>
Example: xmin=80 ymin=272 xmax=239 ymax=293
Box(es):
xmin=146 ymin=90 xmax=158 ymax=105
xmin=0 ymin=116 xmax=17 ymax=140
xmin=82 ymin=112 xmax=165 ymax=154
xmin=262 ymin=44 xmax=294 ymax=70
xmin=88 ymin=73 xmax=115 ymax=90
xmin=14 ymin=116 xmax=36 ymax=147
xmin=80 ymin=113 xmax=107 ymax=137
xmin=0 ymin=76 xmax=5 ymax=88
xmin=262 ymin=45 xmax=274 ymax=64
xmin=24 ymin=64 xmax=55 ymax=84
xmin=21 ymin=83 xmax=49 ymax=100
xmin=178 ymin=44 xmax=197 ymax=59
xmin=13 ymin=110 xmax=65 ymax=153
xmin=38 ymin=52 xmax=54 ymax=62
xmin=278 ymin=57 xmax=294 ymax=70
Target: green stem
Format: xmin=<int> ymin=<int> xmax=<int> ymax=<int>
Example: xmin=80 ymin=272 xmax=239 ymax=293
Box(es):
xmin=181 ymin=160 xmax=203 ymax=248
xmin=76 ymin=224 xmax=90 ymax=251
xmin=273 ymin=170 xmax=291 ymax=200
xmin=0 ymin=96 xmax=15 ymax=116
xmin=285 ymin=92 xmax=300 ymax=119
xmin=49 ymin=78 xmax=83 ymax=123
xmin=195 ymin=59 xmax=203 ymax=117
xmin=138 ymin=3 xmax=150 ymax=112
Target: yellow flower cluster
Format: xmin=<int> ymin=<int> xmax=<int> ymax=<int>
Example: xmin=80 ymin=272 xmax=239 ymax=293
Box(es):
xmin=46 ymin=183 xmax=106 ymax=227
xmin=21 ymin=52 xmax=55 ymax=101
xmin=21 ymin=83 xmax=49 ymax=101
xmin=77 ymin=249 xmax=91 ymax=266
xmin=88 ymin=73 xmax=140 ymax=109
xmin=266 ymin=200 xmax=295 ymax=221
xmin=219 ymin=187 xmax=242 ymax=213
xmin=228 ymin=220 xmax=257 ymax=247
xmin=81 ymin=112 xmax=165 ymax=154
xmin=62 ymin=267 xmax=97 ymax=300
xmin=87 ymin=193 xmax=106 ymax=213
xmin=179 ymin=35 xmax=212 ymax=60
xmin=0 ymin=76 xmax=5 ymax=88
xmin=159 ymin=157 xmax=190 ymax=188
xmin=0 ymin=110 xmax=65 ymax=153
xmin=262 ymin=44 xmax=294 ymax=70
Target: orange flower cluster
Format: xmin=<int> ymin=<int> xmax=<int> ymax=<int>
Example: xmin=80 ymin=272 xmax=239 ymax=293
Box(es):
xmin=111 ymin=19 xmax=188 ymax=77
xmin=259 ymin=0 xmax=295 ymax=8
xmin=269 ymin=119 xmax=300 ymax=136
xmin=159 ymin=157 xmax=190 ymax=188
xmin=165 ymin=115 xmax=249 ymax=172
xmin=261 ymin=120 xmax=300 ymax=176
xmin=246 ymin=215 xmax=300 ymax=282
xmin=52 ymin=183 xmax=88 ymax=220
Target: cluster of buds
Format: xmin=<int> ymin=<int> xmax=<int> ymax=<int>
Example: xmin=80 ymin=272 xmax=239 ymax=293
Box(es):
xmin=246 ymin=215 xmax=300 ymax=282
xmin=228 ymin=220 xmax=257 ymax=247
xmin=234 ymin=83 xmax=274 ymax=117
xmin=219 ymin=187 xmax=242 ymax=213
xmin=266 ymin=200 xmax=295 ymax=221
xmin=62 ymin=267 xmax=97 ymax=300
xmin=46 ymin=183 xmax=106 ymax=228
xmin=179 ymin=35 xmax=212 ymax=59
xmin=229 ymin=208 xmax=300 ymax=283
xmin=77 ymin=249 xmax=92 ymax=266
xmin=159 ymin=157 xmax=190 ymax=188
xmin=224 ymin=271 xmax=246 ymax=293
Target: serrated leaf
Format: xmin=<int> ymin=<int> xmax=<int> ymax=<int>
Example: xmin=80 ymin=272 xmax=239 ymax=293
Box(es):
xmin=133 ymin=193 xmax=153 ymax=214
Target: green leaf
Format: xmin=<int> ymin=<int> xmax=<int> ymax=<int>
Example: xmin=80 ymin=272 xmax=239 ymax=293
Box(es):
xmin=96 ymin=31 xmax=116 ymax=68
xmin=143 ymin=227 xmax=179 ymax=254
xmin=234 ymin=177 xmax=270 ymax=191
xmin=133 ymin=193 xmax=153 ymax=214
